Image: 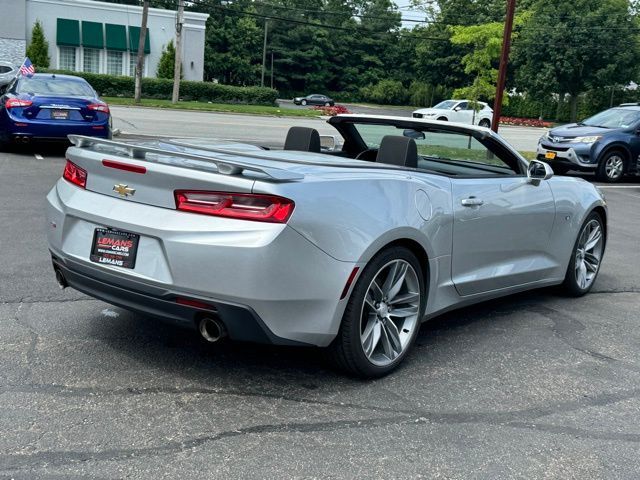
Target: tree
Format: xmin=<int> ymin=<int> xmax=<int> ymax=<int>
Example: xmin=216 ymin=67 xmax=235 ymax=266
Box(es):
xmin=513 ymin=0 xmax=640 ymax=121
xmin=157 ymin=40 xmax=179 ymax=79
xmin=26 ymin=20 xmax=50 ymax=68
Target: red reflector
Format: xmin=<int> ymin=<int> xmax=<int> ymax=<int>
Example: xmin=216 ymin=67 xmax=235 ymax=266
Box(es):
xmin=176 ymin=298 xmax=215 ymax=310
xmin=174 ymin=190 xmax=295 ymax=223
xmin=62 ymin=160 xmax=87 ymax=189
xmin=88 ymin=103 xmax=110 ymax=114
xmin=5 ymin=98 xmax=32 ymax=109
xmin=92 ymin=126 xmax=105 ymax=130
xmin=340 ymin=267 xmax=360 ymax=300
xmin=102 ymin=159 xmax=147 ymax=174
xmin=14 ymin=123 xmax=28 ymax=127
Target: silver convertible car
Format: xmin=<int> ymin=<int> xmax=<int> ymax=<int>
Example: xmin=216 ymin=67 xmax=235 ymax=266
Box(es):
xmin=46 ymin=115 xmax=607 ymax=377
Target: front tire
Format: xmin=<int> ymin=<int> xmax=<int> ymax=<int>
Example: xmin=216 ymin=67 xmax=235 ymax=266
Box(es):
xmin=328 ymin=247 xmax=425 ymax=378
xmin=561 ymin=211 xmax=605 ymax=297
xmin=437 ymin=116 xmax=448 ymax=122
xmin=551 ymin=165 xmax=570 ymax=175
xmin=301 ymin=99 xmax=307 ymax=106
xmin=596 ymin=150 xmax=626 ymax=183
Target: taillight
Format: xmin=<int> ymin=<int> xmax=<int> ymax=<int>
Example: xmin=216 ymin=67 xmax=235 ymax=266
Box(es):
xmin=88 ymin=103 xmax=110 ymax=114
xmin=174 ymin=191 xmax=295 ymax=223
xmin=63 ymin=160 xmax=87 ymax=189
xmin=5 ymin=99 xmax=32 ymax=109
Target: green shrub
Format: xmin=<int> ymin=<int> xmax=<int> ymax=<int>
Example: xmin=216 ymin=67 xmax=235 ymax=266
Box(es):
xmin=360 ymin=79 xmax=408 ymax=105
xmin=27 ymin=20 xmax=50 ymax=68
xmin=41 ymin=70 xmax=278 ymax=105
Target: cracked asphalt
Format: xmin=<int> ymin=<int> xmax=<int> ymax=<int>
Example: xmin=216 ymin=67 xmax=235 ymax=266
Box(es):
xmin=1 ymin=145 xmax=640 ymax=479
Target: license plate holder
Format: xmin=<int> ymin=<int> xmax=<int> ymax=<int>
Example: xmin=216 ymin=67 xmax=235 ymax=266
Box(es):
xmin=90 ymin=228 xmax=139 ymax=269
xmin=51 ymin=109 xmax=70 ymax=120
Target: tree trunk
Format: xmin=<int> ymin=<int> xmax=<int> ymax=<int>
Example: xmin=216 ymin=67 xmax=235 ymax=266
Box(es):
xmin=569 ymin=94 xmax=579 ymax=123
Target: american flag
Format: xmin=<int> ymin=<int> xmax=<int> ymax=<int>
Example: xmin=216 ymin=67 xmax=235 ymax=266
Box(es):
xmin=19 ymin=58 xmax=35 ymax=78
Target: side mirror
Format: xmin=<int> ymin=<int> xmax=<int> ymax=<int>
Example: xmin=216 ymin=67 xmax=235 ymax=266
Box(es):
xmin=454 ymin=106 xmax=462 ymax=112
xmin=527 ymin=159 xmax=554 ymax=185
xmin=319 ymin=135 xmax=337 ymax=152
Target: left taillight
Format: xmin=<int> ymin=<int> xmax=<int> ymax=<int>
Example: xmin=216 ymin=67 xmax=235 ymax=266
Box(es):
xmin=63 ymin=160 xmax=87 ymax=189
xmin=174 ymin=191 xmax=295 ymax=223
xmin=88 ymin=103 xmax=110 ymax=114
xmin=5 ymin=99 xmax=32 ymax=109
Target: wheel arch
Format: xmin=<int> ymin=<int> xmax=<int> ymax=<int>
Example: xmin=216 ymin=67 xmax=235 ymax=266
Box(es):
xmin=596 ymin=142 xmax=632 ymax=166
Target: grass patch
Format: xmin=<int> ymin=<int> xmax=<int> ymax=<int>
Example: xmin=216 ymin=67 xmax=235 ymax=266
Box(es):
xmin=103 ymin=97 xmax=323 ymax=117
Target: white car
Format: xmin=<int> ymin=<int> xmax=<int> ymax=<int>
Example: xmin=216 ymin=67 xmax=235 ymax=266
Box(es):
xmin=412 ymin=100 xmax=493 ymax=128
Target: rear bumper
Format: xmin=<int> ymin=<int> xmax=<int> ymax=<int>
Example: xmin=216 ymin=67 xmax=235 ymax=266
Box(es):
xmin=1 ymin=114 xmax=110 ymax=141
xmin=51 ymin=254 xmax=305 ymax=345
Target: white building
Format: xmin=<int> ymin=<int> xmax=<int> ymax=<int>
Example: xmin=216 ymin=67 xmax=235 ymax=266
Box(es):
xmin=0 ymin=0 xmax=209 ymax=81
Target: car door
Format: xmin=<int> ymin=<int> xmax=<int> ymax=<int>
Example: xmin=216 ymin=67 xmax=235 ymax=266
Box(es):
xmin=309 ymin=95 xmax=322 ymax=105
xmin=417 ymin=130 xmax=557 ymax=296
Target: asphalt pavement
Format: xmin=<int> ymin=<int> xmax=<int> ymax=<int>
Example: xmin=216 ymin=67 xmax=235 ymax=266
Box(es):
xmin=1 ymin=141 xmax=640 ymax=478
xmin=111 ymin=104 xmax=545 ymax=153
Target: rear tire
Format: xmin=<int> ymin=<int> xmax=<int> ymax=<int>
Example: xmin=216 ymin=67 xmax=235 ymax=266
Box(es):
xmin=560 ymin=211 xmax=605 ymax=297
xmin=327 ymin=246 xmax=425 ymax=378
xmin=324 ymin=102 xmax=331 ymax=107
xmin=478 ymin=119 xmax=491 ymax=128
xmin=596 ymin=150 xmax=626 ymax=183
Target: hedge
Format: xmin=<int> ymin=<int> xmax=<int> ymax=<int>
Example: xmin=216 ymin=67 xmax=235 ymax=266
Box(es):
xmin=41 ymin=70 xmax=279 ymax=106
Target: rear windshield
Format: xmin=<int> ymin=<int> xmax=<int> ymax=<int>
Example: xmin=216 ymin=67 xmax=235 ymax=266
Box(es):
xmin=16 ymin=77 xmax=95 ymax=97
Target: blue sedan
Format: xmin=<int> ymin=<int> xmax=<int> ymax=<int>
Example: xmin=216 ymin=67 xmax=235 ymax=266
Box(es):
xmin=0 ymin=73 xmax=111 ymax=148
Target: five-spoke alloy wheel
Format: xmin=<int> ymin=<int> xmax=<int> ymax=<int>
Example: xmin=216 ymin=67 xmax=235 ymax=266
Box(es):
xmin=328 ymin=247 xmax=424 ymax=378
xmin=596 ymin=151 xmax=626 ymax=183
xmin=562 ymin=212 xmax=605 ymax=296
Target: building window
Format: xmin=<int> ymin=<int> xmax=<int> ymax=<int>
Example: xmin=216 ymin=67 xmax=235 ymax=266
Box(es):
xmin=106 ymin=50 xmax=123 ymax=76
xmin=83 ymin=48 xmax=100 ymax=73
xmin=129 ymin=53 xmax=146 ymax=77
xmin=59 ymin=46 xmax=76 ymax=71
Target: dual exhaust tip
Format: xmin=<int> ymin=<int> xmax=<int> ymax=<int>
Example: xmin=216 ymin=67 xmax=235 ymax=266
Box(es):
xmin=14 ymin=136 xmax=31 ymax=144
xmin=54 ymin=264 xmax=226 ymax=344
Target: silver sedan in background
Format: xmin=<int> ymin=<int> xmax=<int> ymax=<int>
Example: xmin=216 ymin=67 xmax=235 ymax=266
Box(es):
xmin=46 ymin=115 xmax=607 ymax=377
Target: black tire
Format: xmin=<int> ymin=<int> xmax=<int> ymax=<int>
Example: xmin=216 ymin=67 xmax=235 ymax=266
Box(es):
xmin=437 ymin=117 xmax=448 ymax=121
xmin=560 ymin=211 xmax=605 ymax=297
xmin=324 ymin=102 xmax=331 ymax=107
xmin=551 ymin=165 xmax=570 ymax=175
xmin=301 ymin=99 xmax=307 ymax=106
xmin=478 ymin=119 xmax=491 ymax=128
xmin=596 ymin=150 xmax=626 ymax=183
xmin=327 ymin=246 xmax=425 ymax=378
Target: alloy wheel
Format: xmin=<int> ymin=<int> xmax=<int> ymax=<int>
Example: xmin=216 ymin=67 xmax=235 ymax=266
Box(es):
xmin=605 ymin=155 xmax=624 ymax=180
xmin=360 ymin=259 xmax=421 ymax=367
xmin=574 ymin=219 xmax=604 ymax=290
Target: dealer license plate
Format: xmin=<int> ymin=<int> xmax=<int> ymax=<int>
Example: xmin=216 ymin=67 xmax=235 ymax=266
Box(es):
xmin=90 ymin=228 xmax=139 ymax=269
xmin=51 ymin=109 xmax=70 ymax=120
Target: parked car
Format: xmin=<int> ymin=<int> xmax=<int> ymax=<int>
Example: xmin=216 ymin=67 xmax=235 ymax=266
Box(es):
xmin=0 ymin=73 xmax=111 ymax=148
xmin=0 ymin=61 xmax=18 ymax=87
xmin=412 ymin=100 xmax=493 ymax=128
xmin=293 ymin=94 xmax=334 ymax=106
xmin=47 ymin=115 xmax=606 ymax=377
xmin=537 ymin=104 xmax=640 ymax=182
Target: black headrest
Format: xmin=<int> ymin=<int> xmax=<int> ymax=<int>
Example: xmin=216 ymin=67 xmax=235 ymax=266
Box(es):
xmin=376 ymin=135 xmax=418 ymax=168
xmin=284 ymin=127 xmax=321 ymax=153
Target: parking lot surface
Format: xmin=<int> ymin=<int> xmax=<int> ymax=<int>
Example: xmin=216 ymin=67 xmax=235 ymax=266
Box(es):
xmin=1 ymin=145 xmax=639 ymax=479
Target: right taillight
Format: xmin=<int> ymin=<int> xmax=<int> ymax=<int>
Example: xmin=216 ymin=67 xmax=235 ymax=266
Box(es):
xmin=5 ymin=98 xmax=33 ymax=109
xmin=63 ymin=160 xmax=87 ymax=189
xmin=174 ymin=191 xmax=295 ymax=223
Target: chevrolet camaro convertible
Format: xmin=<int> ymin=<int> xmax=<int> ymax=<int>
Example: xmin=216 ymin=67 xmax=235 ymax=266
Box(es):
xmin=46 ymin=115 xmax=607 ymax=377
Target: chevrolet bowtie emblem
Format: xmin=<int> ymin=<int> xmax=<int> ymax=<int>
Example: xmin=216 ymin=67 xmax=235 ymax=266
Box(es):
xmin=113 ymin=184 xmax=136 ymax=197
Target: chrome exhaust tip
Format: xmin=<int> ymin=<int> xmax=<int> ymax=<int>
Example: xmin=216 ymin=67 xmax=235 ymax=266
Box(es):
xmin=198 ymin=316 xmax=227 ymax=343
xmin=54 ymin=267 xmax=67 ymax=289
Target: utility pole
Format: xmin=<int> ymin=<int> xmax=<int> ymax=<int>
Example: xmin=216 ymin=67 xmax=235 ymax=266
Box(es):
xmin=270 ymin=52 xmax=274 ymax=89
xmin=172 ymin=0 xmax=184 ymax=104
xmin=491 ymin=0 xmax=516 ymax=133
xmin=261 ymin=19 xmax=269 ymax=87
xmin=134 ymin=0 xmax=149 ymax=103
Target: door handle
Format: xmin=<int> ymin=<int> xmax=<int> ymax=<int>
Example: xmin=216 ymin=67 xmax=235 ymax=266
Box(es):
xmin=461 ymin=197 xmax=484 ymax=207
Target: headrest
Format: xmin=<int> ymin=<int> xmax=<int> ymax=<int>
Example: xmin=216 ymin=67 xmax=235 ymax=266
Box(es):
xmin=284 ymin=126 xmax=321 ymax=153
xmin=376 ymin=135 xmax=418 ymax=168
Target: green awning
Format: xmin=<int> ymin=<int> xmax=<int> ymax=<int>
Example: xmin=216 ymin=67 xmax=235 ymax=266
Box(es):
xmin=128 ymin=26 xmax=150 ymax=54
xmin=56 ymin=18 xmax=80 ymax=46
xmin=105 ymin=24 xmax=127 ymax=51
xmin=82 ymin=21 xmax=103 ymax=49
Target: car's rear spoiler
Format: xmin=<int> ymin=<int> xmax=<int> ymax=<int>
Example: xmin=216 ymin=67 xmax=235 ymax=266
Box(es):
xmin=68 ymin=135 xmax=305 ymax=182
